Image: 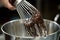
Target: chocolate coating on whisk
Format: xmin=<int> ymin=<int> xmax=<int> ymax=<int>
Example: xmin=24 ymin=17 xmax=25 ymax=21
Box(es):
xmin=31 ymin=11 xmax=46 ymax=29
xmin=24 ymin=11 xmax=47 ymax=37
xmin=24 ymin=19 xmax=38 ymax=36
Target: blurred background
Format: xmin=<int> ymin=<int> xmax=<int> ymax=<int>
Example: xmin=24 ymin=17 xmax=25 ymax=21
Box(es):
xmin=0 ymin=0 xmax=60 ymax=34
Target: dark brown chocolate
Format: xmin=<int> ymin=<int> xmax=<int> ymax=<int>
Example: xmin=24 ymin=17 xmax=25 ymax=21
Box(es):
xmin=24 ymin=11 xmax=47 ymax=37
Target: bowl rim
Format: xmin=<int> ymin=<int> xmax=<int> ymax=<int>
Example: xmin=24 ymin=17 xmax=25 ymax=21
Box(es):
xmin=1 ymin=19 xmax=60 ymax=38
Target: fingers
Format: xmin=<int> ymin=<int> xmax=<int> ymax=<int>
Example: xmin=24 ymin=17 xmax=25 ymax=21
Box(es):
xmin=1 ymin=0 xmax=15 ymax=10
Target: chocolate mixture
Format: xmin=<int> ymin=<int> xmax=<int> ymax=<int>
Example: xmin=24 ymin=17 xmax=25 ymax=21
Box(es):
xmin=24 ymin=10 xmax=47 ymax=37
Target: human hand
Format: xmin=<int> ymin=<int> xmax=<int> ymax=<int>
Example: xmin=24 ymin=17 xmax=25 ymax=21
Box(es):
xmin=0 ymin=0 xmax=15 ymax=10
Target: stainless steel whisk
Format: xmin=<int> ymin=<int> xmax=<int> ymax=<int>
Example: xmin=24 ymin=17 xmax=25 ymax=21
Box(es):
xmin=10 ymin=0 xmax=47 ymax=37
xmin=14 ymin=0 xmax=38 ymax=18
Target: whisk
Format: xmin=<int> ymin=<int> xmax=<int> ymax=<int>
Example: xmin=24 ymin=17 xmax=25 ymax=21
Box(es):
xmin=10 ymin=0 xmax=47 ymax=37
xmin=14 ymin=0 xmax=38 ymax=18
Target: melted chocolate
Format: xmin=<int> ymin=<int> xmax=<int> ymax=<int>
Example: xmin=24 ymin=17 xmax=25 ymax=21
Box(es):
xmin=24 ymin=11 xmax=47 ymax=37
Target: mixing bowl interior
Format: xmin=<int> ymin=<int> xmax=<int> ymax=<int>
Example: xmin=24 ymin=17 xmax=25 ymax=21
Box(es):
xmin=1 ymin=19 xmax=60 ymax=37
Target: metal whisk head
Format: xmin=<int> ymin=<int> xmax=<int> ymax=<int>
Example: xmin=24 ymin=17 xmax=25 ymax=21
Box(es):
xmin=15 ymin=0 xmax=47 ymax=37
xmin=15 ymin=0 xmax=38 ymax=18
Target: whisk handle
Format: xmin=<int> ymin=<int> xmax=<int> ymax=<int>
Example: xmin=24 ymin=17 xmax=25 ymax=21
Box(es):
xmin=9 ymin=0 xmax=23 ymax=6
